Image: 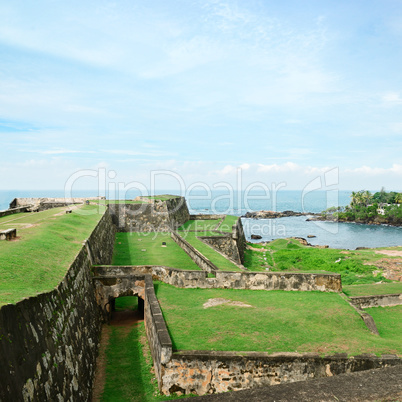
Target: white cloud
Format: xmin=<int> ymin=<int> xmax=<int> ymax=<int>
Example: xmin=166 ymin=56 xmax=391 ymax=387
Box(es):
xmin=257 ymin=162 xmax=299 ymax=173
xmin=390 ymin=123 xmax=402 ymax=133
xmin=29 ymin=149 xmax=96 ymax=155
xmin=344 ymin=164 xmax=402 ymax=175
xmin=102 ymin=149 xmax=176 ymax=157
xmin=381 ymin=92 xmax=402 ymax=105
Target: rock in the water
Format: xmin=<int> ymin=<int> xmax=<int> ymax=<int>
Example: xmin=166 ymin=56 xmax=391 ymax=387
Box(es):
xmin=251 ymin=234 xmax=262 ymax=240
xmin=307 ymin=235 xmax=316 ymax=238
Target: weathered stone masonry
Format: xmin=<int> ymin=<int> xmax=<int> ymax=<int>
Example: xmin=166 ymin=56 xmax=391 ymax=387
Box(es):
xmin=199 ymin=217 xmax=247 ymax=266
xmin=93 ymin=265 xmax=342 ymax=292
xmin=349 ymin=293 xmax=402 ymax=309
xmin=161 ymin=351 xmax=401 ymax=396
xmin=0 ymin=209 xmax=116 ymax=401
xmin=109 ymin=196 xmax=190 ymax=232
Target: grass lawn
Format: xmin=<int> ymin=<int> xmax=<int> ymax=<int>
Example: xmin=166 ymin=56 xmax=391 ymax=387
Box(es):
xmin=178 ymin=219 xmax=222 ymax=233
xmin=178 ymin=216 xmax=238 ymax=234
xmin=343 ymin=282 xmax=402 ymax=297
xmin=0 ymin=207 xmax=68 ymax=227
xmin=112 ymin=232 xmax=200 ymax=270
xmin=101 ymin=297 xmax=189 ymax=401
xmin=0 ymin=205 xmax=105 ymax=306
xmin=179 ymin=232 xmax=241 ymax=271
xmin=365 ymin=305 xmax=402 ymax=352
xmin=244 ymin=238 xmax=391 ymax=285
xmin=155 ymin=282 xmax=402 ymax=356
xmin=217 ymin=215 xmax=238 ymax=232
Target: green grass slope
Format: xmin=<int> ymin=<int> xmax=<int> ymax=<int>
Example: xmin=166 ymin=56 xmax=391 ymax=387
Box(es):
xmin=0 ymin=205 xmax=104 ymax=306
xmin=244 ymin=238 xmax=392 ymax=285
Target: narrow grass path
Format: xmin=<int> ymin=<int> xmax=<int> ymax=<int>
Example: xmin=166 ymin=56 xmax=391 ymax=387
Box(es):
xmin=180 ymin=232 xmax=241 ymax=271
xmin=343 ymin=283 xmax=402 ymax=296
xmin=98 ymin=297 xmax=188 ymax=401
xmin=112 ymin=232 xmax=200 ymax=270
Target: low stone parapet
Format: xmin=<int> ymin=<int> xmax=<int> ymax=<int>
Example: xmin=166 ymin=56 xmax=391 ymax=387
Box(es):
xmin=93 ymin=265 xmax=342 ymax=292
xmin=349 ymin=293 xmax=402 ymax=309
xmin=161 ymin=351 xmax=401 ymax=396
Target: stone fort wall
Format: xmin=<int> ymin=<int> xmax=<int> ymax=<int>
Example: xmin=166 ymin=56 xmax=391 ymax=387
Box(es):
xmin=0 ymin=209 xmax=116 ymax=401
xmin=161 ymin=350 xmax=401 ymax=396
xmin=109 ymin=196 xmax=190 ymax=232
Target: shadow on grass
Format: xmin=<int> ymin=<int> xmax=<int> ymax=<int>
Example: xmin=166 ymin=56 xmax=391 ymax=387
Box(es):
xmin=113 ymin=232 xmax=133 ymax=265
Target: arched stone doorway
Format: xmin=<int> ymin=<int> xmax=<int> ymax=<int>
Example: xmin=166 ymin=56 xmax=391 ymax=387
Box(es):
xmin=93 ymin=275 xmax=146 ymax=323
xmin=110 ymin=294 xmax=144 ymax=324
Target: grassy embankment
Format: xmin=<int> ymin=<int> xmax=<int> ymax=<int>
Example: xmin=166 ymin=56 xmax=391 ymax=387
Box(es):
xmin=244 ymin=238 xmax=401 ymax=285
xmin=0 ymin=205 xmax=105 ymax=306
xmin=343 ymin=283 xmax=402 ymax=297
xmin=155 ymin=282 xmax=402 ymax=356
xmin=100 ymin=297 xmax=190 ymax=401
xmin=178 ymin=216 xmax=241 ymax=271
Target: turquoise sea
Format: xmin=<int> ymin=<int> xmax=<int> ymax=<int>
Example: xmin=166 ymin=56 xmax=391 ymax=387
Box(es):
xmin=1 ymin=189 xmax=402 ymax=249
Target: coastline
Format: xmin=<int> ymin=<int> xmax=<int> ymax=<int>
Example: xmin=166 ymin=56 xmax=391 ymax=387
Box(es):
xmin=307 ymin=215 xmax=402 ymax=228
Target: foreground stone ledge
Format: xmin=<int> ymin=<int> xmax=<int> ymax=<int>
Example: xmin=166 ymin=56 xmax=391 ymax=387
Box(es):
xmin=189 ymin=365 xmax=402 ymax=401
xmin=161 ymin=350 xmax=401 ymax=396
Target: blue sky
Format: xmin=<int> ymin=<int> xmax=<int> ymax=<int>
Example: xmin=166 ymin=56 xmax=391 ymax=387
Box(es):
xmin=1 ymin=0 xmax=402 ymax=192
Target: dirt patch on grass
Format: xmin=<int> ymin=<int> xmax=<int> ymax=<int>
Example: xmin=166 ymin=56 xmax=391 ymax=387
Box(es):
xmin=368 ymin=257 xmax=402 ymax=281
xmin=110 ymin=309 xmax=144 ymax=328
xmin=375 ymin=250 xmax=402 ymax=257
xmin=203 ymin=298 xmax=253 ymax=309
xmin=247 ymin=245 xmax=267 ymax=252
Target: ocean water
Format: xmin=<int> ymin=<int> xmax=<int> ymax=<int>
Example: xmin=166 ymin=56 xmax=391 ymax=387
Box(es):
xmin=2 ymin=189 xmax=402 ymax=249
xmin=0 ymin=189 xmax=351 ymax=213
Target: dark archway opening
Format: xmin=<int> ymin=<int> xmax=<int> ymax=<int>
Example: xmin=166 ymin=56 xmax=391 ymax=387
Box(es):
xmin=110 ymin=295 xmax=144 ymax=325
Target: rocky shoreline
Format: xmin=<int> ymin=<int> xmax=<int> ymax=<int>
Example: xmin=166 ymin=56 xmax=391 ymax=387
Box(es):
xmin=243 ymin=210 xmax=319 ymax=219
xmin=306 ymin=215 xmax=402 ymax=227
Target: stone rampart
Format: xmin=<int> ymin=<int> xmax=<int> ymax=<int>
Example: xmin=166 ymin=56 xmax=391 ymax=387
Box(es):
xmin=0 ymin=206 xmax=31 ymax=218
xmin=171 ymin=231 xmax=219 ymax=273
xmin=189 ymin=214 xmax=226 ymax=220
xmin=349 ymin=293 xmax=402 ymax=309
xmin=93 ymin=266 xmax=342 ymax=292
xmin=199 ymin=235 xmax=242 ymax=265
xmin=161 ymin=351 xmax=401 ymax=396
xmin=0 ymin=209 xmax=115 ymax=401
xmin=8 ymin=197 xmax=101 ymax=211
xmin=233 ymin=218 xmax=246 ymax=263
xmin=144 ymin=276 xmax=173 ymax=389
xmin=187 ymin=217 xmax=246 ymax=266
xmin=109 ymin=196 xmax=189 ymax=232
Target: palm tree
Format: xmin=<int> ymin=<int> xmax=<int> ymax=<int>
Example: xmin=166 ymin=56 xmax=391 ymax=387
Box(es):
xmin=395 ymin=193 xmax=402 ymax=204
xmin=350 ymin=190 xmax=372 ymax=207
xmin=362 ymin=190 xmax=372 ymax=206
